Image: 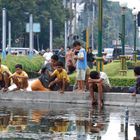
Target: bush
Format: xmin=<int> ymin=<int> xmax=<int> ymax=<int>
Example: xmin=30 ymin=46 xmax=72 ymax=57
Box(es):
xmin=103 ymin=62 xmax=121 ymax=77
xmin=126 ymin=61 xmax=135 ymax=69
xmin=2 ymin=55 xmax=44 ymax=76
xmin=126 ymin=60 xmax=140 ymax=69
xmin=109 ymin=77 xmax=136 ymax=87
xmin=69 ymin=73 xmax=76 ymax=85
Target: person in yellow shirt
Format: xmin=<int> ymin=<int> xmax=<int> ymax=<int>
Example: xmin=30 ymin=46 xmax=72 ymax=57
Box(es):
xmin=49 ymin=61 xmax=70 ymax=93
xmin=10 ymin=64 xmax=28 ymax=91
xmin=0 ymin=58 xmax=12 ymax=92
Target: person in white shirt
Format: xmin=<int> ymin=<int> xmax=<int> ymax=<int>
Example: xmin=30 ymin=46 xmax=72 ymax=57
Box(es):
xmin=88 ymin=71 xmax=111 ymax=108
xmin=43 ymin=48 xmax=53 ymax=64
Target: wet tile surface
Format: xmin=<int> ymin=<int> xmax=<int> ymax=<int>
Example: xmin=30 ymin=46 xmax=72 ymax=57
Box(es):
xmin=0 ymin=103 xmax=138 ymax=140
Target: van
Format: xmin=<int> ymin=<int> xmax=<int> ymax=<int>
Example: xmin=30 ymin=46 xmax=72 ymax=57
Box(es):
xmin=6 ymin=47 xmax=39 ymax=55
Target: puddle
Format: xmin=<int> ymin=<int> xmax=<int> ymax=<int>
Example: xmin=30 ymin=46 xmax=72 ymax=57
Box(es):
xmin=0 ymin=104 xmax=138 ymax=140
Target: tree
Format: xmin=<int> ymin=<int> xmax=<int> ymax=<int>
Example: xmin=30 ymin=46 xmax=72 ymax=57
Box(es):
xmin=0 ymin=0 xmax=69 ymax=50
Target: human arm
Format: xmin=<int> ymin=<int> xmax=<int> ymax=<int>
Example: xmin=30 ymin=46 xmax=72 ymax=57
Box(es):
xmin=60 ymin=78 xmax=67 ymax=93
xmin=88 ymin=78 xmax=103 ymax=84
xmin=10 ymin=71 xmax=28 ymax=79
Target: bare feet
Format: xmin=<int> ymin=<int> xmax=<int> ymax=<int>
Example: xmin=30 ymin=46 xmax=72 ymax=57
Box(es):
xmin=3 ymin=88 xmax=8 ymax=92
xmin=131 ymin=93 xmax=136 ymax=96
xmin=59 ymin=90 xmax=64 ymax=94
xmin=11 ymin=87 xmax=20 ymax=92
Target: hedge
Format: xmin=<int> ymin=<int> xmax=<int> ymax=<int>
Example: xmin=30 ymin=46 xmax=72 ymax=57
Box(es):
xmin=109 ymin=77 xmax=135 ymax=87
xmin=126 ymin=60 xmax=140 ymax=69
xmin=2 ymin=55 xmax=44 ymax=77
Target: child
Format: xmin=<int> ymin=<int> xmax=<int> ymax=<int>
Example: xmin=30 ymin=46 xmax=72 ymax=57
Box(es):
xmin=10 ymin=64 xmax=28 ymax=91
xmin=129 ymin=66 xmax=140 ymax=96
xmin=88 ymin=71 xmax=111 ymax=107
xmin=49 ymin=61 xmax=70 ymax=93
xmin=73 ymin=41 xmax=87 ymax=92
xmin=31 ymin=66 xmax=50 ymax=91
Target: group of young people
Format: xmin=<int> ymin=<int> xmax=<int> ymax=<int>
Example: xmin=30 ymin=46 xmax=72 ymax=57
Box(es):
xmin=0 ymin=41 xmax=111 ymax=107
xmin=0 ymin=40 xmax=139 ymax=108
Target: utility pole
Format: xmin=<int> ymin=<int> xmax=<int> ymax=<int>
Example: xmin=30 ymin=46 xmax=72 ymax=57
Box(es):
xmin=92 ymin=0 xmax=96 ymax=50
xmin=65 ymin=20 xmax=68 ymax=53
xmin=2 ymin=8 xmax=6 ymax=60
xmin=64 ymin=0 xmax=67 ymax=52
xmin=29 ymin=14 xmax=33 ymax=58
xmin=49 ymin=19 xmax=53 ymax=51
xmin=74 ymin=0 xmax=77 ymax=34
xmin=8 ymin=21 xmax=11 ymax=54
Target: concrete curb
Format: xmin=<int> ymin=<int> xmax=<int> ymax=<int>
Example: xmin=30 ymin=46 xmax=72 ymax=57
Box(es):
xmin=0 ymin=91 xmax=139 ymax=107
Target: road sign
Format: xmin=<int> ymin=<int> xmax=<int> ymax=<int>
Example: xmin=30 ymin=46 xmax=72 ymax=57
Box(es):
xmin=26 ymin=23 xmax=41 ymax=33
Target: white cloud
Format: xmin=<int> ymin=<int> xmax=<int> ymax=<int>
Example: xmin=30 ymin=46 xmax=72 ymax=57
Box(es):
xmin=108 ymin=0 xmax=140 ymax=10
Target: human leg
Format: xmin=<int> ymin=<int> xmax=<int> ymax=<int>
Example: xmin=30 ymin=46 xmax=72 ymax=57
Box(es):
xmin=97 ymin=83 xmax=103 ymax=107
xmin=20 ymin=79 xmax=28 ymax=89
xmin=31 ymin=79 xmax=48 ymax=91
xmin=89 ymin=83 xmax=97 ymax=105
xmin=3 ymin=72 xmax=11 ymax=91
xmin=12 ymin=77 xmax=21 ymax=90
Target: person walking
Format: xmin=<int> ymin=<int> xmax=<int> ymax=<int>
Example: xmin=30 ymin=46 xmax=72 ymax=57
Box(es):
xmin=87 ymin=47 xmax=95 ymax=69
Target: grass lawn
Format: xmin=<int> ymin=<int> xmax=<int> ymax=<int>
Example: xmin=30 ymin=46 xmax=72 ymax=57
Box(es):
xmin=103 ymin=61 xmax=135 ymax=78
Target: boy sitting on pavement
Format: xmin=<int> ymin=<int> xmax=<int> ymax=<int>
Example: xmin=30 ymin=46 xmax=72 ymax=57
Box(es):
xmin=88 ymin=71 xmax=111 ymax=107
xmin=129 ymin=66 xmax=140 ymax=96
xmin=0 ymin=58 xmax=12 ymax=92
xmin=10 ymin=64 xmax=28 ymax=91
xmin=48 ymin=61 xmax=70 ymax=94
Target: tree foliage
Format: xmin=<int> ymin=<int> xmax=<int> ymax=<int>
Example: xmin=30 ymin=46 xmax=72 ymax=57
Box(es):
xmin=0 ymin=0 xmax=68 ymax=50
xmin=80 ymin=0 xmax=134 ymax=49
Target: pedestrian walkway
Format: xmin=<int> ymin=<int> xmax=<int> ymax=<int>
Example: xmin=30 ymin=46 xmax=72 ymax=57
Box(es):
xmin=0 ymin=90 xmax=139 ymax=107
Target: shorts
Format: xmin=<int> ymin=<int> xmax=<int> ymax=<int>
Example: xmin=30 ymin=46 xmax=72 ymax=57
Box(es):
xmin=93 ymin=84 xmax=110 ymax=92
xmin=76 ymin=69 xmax=86 ymax=81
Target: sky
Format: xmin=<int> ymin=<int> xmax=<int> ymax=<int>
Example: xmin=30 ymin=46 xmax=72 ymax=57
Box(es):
xmin=108 ymin=0 xmax=140 ymax=10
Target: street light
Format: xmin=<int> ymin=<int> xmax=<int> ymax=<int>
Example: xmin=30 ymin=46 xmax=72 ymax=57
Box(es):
xmin=132 ymin=8 xmax=138 ymax=62
xmin=119 ymin=1 xmax=127 ymax=55
xmin=96 ymin=0 xmax=103 ymax=72
xmin=119 ymin=1 xmax=127 ymax=76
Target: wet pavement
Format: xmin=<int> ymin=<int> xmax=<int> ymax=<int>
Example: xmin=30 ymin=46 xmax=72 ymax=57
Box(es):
xmin=0 ymin=102 xmax=138 ymax=140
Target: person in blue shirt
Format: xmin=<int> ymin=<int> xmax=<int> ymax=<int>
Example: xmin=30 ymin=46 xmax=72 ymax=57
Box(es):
xmin=73 ymin=41 xmax=87 ymax=92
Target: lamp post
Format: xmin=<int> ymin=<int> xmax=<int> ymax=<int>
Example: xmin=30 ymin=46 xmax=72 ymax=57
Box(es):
xmin=96 ymin=0 xmax=103 ymax=72
xmin=119 ymin=1 xmax=127 ymax=75
xmin=29 ymin=14 xmax=33 ymax=58
xmin=2 ymin=8 xmax=6 ymax=60
xmin=132 ymin=8 xmax=138 ymax=62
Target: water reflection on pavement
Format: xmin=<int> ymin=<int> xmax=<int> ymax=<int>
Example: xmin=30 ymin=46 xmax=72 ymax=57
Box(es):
xmin=0 ymin=103 xmax=138 ymax=140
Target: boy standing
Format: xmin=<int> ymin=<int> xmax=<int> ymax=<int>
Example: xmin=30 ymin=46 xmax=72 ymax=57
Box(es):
xmin=49 ymin=61 xmax=70 ymax=93
xmin=73 ymin=41 xmax=87 ymax=92
xmin=10 ymin=64 xmax=28 ymax=91
xmin=88 ymin=71 xmax=111 ymax=107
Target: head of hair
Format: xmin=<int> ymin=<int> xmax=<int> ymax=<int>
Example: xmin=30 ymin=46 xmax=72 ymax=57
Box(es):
xmin=134 ymin=66 xmax=140 ymax=76
xmin=15 ymin=64 xmax=22 ymax=69
xmin=51 ymin=54 xmax=59 ymax=61
xmin=41 ymin=65 xmax=47 ymax=74
xmin=56 ymin=61 xmax=64 ymax=68
xmin=73 ymin=41 xmax=81 ymax=47
xmin=90 ymin=71 xmax=99 ymax=79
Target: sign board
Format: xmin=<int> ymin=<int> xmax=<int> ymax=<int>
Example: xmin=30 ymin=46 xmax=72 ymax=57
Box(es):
xmin=26 ymin=23 xmax=41 ymax=33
